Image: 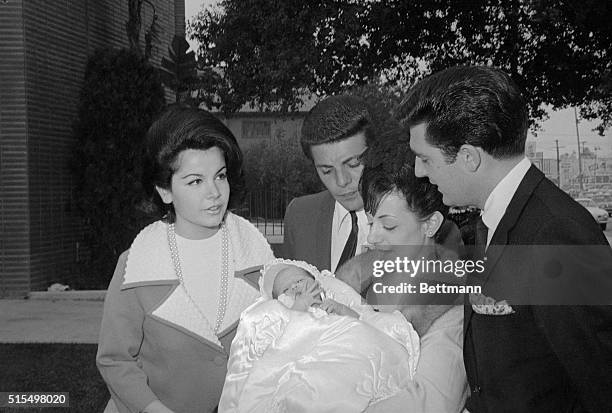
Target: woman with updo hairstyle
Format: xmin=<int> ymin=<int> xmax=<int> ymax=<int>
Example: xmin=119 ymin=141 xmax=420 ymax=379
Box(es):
xmin=141 ymin=105 xmax=246 ymax=222
xmin=338 ymin=128 xmax=468 ymax=413
xmin=97 ymin=106 xmax=274 ymax=413
xmin=360 ymin=128 xmax=454 ymax=250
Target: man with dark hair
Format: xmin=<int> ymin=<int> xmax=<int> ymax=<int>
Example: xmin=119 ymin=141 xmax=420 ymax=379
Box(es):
xmin=282 ymin=95 xmax=374 ymax=271
xmin=401 ymin=65 xmax=612 ymax=412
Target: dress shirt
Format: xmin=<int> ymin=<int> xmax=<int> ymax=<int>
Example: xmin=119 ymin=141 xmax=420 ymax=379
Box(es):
xmin=481 ymin=157 xmax=532 ymax=247
xmin=330 ymin=201 xmax=368 ymax=273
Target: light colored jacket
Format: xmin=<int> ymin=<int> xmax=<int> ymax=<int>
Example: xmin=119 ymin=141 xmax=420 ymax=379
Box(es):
xmin=97 ymin=213 xmax=274 ymax=413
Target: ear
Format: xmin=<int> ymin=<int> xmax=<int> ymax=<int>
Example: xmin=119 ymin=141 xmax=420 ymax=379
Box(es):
xmin=421 ymin=211 xmax=444 ymax=239
xmin=155 ymin=185 xmax=173 ymax=204
xmin=458 ymin=144 xmax=482 ymax=172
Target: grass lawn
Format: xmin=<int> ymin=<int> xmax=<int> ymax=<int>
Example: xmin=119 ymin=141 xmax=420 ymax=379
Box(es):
xmin=0 ymin=343 xmax=109 ymax=412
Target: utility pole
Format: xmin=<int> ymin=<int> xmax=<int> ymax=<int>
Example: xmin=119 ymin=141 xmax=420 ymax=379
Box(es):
xmin=594 ymin=146 xmax=600 ymax=184
xmin=574 ymin=107 xmax=583 ymax=192
xmin=555 ymin=139 xmax=561 ymax=187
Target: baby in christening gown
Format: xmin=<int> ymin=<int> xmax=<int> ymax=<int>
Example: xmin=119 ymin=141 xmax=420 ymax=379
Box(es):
xmin=218 ymin=259 xmax=420 ymax=413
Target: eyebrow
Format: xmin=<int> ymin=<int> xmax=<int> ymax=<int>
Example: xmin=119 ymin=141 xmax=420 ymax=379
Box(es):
xmin=376 ymin=214 xmax=397 ymax=219
xmin=408 ymin=142 xmax=423 ymax=156
xmin=314 ymin=149 xmax=368 ymax=168
xmin=410 ymin=146 xmax=425 ymax=157
xmin=179 ymin=165 xmax=226 ymax=180
xmin=348 ymin=149 xmax=368 ymax=163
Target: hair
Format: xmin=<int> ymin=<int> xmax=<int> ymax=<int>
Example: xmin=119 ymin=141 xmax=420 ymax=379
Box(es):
xmin=397 ymin=65 xmax=528 ymax=162
xmin=142 ymin=105 xmax=245 ymax=221
xmin=300 ymin=94 xmax=376 ymax=159
xmin=360 ymin=128 xmax=448 ymax=240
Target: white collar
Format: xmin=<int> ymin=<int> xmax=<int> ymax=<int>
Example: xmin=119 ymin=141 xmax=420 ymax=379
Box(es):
xmin=481 ymin=157 xmax=531 ymax=244
xmin=121 ymin=213 xmax=274 ymax=346
xmin=123 ymin=213 xmax=273 ymax=285
xmin=333 ymin=201 xmax=365 ymax=231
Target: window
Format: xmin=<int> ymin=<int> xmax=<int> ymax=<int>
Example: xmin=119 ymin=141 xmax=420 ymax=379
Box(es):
xmin=242 ymin=120 xmax=271 ymax=139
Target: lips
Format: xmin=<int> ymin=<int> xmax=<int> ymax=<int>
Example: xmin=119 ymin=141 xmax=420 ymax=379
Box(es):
xmin=338 ymin=191 xmax=358 ymax=199
xmin=367 ymin=244 xmax=391 ymax=251
xmin=205 ymin=205 xmax=223 ymax=214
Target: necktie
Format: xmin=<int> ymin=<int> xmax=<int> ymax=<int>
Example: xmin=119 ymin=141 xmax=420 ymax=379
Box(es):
xmin=474 ymin=215 xmax=488 ymax=258
xmin=337 ymin=211 xmax=358 ymax=270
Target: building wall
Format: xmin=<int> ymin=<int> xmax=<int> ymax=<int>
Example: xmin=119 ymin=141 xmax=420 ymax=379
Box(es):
xmin=219 ymin=114 xmax=306 ymax=151
xmin=535 ymin=154 xmax=612 ymax=193
xmin=0 ymin=0 xmax=183 ymax=297
xmin=0 ymin=0 xmax=31 ymax=297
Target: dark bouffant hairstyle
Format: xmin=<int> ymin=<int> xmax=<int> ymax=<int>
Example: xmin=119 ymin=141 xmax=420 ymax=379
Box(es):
xmin=142 ymin=105 xmax=245 ymax=221
xmin=360 ymin=128 xmax=448 ymax=239
xmin=397 ymin=65 xmax=528 ymax=162
xmin=300 ymin=94 xmax=376 ymax=159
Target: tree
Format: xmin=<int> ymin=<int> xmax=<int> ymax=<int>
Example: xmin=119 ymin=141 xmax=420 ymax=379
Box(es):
xmin=243 ymin=127 xmax=322 ymax=196
xmin=189 ymin=0 xmax=612 ymax=133
xmin=160 ymin=35 xmax=198 ymax=103
xmin=71 ymin=48 xmax=166 ymax=287
xmin=347 ymin=81 xmax=404 ymax=130
xmin=127 ymin=0 xmax=159 ymax=60
xmin=126 ymin=0 xmax=144 ymax=55
xmin=242 ymin=128 xmax=323 ymax=219
xmin=189 ymin=0 xmax=331 ymax=113
xmin=530 ymin=0 xmax=612 ymax=134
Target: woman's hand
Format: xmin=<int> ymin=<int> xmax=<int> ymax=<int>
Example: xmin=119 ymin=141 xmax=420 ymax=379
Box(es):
xmin=320 ymin=299 xmax=359 ymax=318
xmin=291 ymin=279 xmax=323 ymax=312
xmin=143 ymin=400 xmax=176 ymax=413
xmin=336 ymin=250 xmax=388 ymax=294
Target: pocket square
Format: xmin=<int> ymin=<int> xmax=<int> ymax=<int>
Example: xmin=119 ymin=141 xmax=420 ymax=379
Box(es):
xmin=470 ymin=293 xmax=515 ymax=315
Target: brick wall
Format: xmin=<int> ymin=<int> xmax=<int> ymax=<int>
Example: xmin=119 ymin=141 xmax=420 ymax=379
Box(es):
xmin=0 ymin=0 xmax=184 ymax=297
xmin=0 ymin=0 xmax=31 ymax=297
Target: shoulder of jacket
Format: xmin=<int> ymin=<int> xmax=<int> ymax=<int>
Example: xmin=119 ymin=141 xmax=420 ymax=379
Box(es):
xmin=288 ymin=190 xmax=331 ymax=210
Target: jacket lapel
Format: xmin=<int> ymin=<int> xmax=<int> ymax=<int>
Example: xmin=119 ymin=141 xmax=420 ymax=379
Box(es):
xmin=126 ymin=281 xmax=227 ymax=354
xmin=234 ymin=266 xmax=265 ymax=290
xmin=149 ymin=282 xmax=226 ymax=351
xmin=485 ymin=166 xmax=544 ymax=272
xmin=316 ymin=191 xmax=335 ymax=271
xmin=464 ymin=165 xmax=544 ymax=335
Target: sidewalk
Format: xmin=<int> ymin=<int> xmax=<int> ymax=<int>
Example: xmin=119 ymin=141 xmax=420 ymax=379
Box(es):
xmin=0 ymin=292 xmax=105 ymax=344
xmin=0 ymin=228 xmax=283 ymax=345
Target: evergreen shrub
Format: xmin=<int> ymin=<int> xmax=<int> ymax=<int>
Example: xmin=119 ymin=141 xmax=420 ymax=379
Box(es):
xmin=72 ymin=48 xmax=166 ymax=288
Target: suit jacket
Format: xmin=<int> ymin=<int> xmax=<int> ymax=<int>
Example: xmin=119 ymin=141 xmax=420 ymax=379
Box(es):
xmin=282 ymin=190 xmax=336 ymax=271
xmin=464 ymin=166 xmax=612 ymax=412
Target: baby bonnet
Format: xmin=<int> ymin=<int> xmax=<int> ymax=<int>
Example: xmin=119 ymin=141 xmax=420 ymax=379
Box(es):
xmin=259 ymin=258 xmax=323 ymax=301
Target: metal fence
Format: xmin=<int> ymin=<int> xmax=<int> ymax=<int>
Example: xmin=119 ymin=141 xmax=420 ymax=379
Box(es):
xmin=236 ymin=188 xmax=303 ymax=237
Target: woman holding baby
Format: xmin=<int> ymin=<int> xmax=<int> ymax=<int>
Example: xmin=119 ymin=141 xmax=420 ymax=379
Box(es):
xmin=219 ymin=127 xmax=467 ymax=412
xmin=347 ymin=128 xmax=469 ymax=413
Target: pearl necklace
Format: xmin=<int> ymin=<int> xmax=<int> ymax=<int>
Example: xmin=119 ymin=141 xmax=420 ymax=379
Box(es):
xmin=167 ymin=222 xmax=230 ymax=335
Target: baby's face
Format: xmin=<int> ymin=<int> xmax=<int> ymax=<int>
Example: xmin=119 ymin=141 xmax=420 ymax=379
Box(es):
xmin=272 ymin=266 xmax=316 ymax=299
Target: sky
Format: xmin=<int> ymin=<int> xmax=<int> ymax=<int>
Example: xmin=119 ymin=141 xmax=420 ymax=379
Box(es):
xmin=184 ymin=0 xmax=612 ymax=160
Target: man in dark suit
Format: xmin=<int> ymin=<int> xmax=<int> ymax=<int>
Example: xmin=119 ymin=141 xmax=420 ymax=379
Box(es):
xmin=282 ymin=95 xmax=375 ymax=271
xmin=401 ymin=66 xmax=612 ymax=412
